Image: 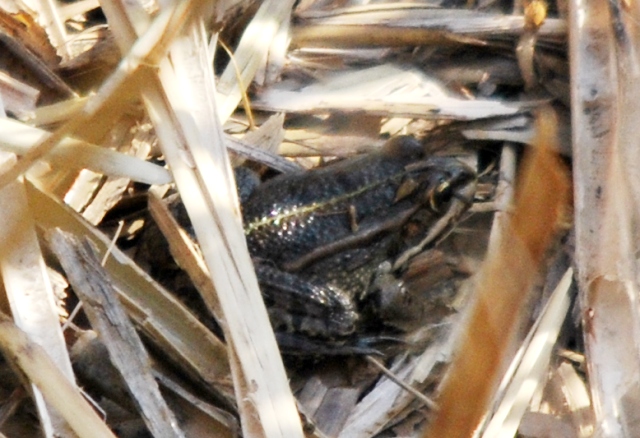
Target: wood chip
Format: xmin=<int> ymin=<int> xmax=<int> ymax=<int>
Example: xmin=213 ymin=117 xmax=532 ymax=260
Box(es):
xmin=49 ymin=229 xmax=186 ymax=438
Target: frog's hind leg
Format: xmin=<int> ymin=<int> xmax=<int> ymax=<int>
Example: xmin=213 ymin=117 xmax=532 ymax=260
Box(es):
xmin=254 ymin=263 xmax=359 ymax=339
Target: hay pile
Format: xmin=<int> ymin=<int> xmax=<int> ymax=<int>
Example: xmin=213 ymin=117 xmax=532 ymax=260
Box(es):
xmin=0 ymin=0 xmax=630 ymax=437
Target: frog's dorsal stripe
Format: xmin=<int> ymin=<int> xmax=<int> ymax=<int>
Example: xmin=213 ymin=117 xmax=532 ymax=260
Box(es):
xmin=244 ymin=169 xmax=409 ymax=235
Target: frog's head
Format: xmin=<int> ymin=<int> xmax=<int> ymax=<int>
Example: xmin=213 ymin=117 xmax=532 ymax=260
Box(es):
xmin=382 ymin=136 xmax=476 ymax=214
xmin=396 ymin=154 xmax=477 ymax=217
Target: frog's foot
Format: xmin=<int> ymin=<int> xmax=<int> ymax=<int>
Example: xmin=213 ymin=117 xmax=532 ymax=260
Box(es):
xmin=255 ymin=263 xmax=359 ymax=338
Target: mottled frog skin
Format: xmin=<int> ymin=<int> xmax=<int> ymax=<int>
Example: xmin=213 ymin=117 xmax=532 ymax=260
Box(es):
xmin=241 ymin=136 xmax=476 ymax=354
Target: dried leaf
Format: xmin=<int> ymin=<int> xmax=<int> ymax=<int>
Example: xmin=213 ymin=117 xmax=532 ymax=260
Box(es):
xmin=424 ymin=109 xmax=570 ymax=437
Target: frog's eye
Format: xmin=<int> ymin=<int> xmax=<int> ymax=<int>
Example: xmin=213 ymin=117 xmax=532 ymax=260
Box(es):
xmin=428 ymin=179 xmax=454 ymax=213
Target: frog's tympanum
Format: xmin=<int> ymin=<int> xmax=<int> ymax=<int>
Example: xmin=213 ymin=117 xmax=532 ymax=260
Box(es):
xmin=239 ymin=136 xmax=476 ymax=355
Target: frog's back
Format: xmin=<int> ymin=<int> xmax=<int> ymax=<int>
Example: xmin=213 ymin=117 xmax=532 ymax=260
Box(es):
xmin=244 ymin=137 xmax=424 ymax=265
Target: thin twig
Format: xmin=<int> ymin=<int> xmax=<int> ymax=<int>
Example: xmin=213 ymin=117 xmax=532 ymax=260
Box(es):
xmin=365 ymin=355 xmax=438 ymax=410
xmin=219 ymin=39 xmax=256 ymax=129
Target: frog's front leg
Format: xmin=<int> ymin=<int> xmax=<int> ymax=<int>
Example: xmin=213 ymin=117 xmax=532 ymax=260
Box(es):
xmin=254 ymin=263 xmax=359 ymax=340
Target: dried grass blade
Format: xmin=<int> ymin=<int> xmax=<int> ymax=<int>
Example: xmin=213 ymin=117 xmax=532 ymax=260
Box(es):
xmin=555 ymin=361 xmax=594 ymax=437
xmin=0 ymin=118 xmax=171 ymax=185
xmin=613 ymin=2 xmax=640 ymax=226
xmin=27 ymin=97 xmax=88 ymax=126
xmin=0 ymin=0 xmax=204 ymax=190
xmin=0 ymin=152 xmax=77 ymax=437
xmin=58 ymin=0 xmax=101 ymax=22
xmin=49 ymin=229 xmax=186 ymax=438
xmin=480 ymin=268 xmax=573 ymax=437
xmin=570 ymin=1 xmax=640 ymax=435
xmin=297 ymin=8 xmax=564 ymax=35
xmin=338 ymin=330 xmax=456 ymax=438
xmin=148 ymin=24 xmax=303 ymax=437
xmin=0 ymin=311 xmax=116 ymax=437
xmin=147 ymin=193 xmax=223 ymax=323
xmin=26 ymin=182 xmax=234 ymax=400
xmin=292 ymin=10 xmax=566 ymax=47
xmin=423 ymin=109 xmax=570 ymax=438
xmin=216 ymin=0 xmax=296 ymax=123
xmin=32 ymin=0 xmax=71 ymax=59
xmin=241 ymin=112 xmax=286 ymax=155
xmin=98 ymin=3 xmax=302 ymax=435
xmin=254 ymin=64 xmax=535 ymax=120
xmin=225 ymin=134 xmax=303 ymax=173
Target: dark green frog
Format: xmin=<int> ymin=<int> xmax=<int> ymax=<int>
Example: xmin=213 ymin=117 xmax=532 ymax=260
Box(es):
xmin=241 ymin=136 xmax=476 ymax=354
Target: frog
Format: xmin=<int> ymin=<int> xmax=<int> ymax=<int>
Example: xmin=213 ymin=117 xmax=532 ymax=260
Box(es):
xmin=137 ymin=135 xmax=476 ymax=355
xmin=239 ymin=135 xmax=476 ymax=355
